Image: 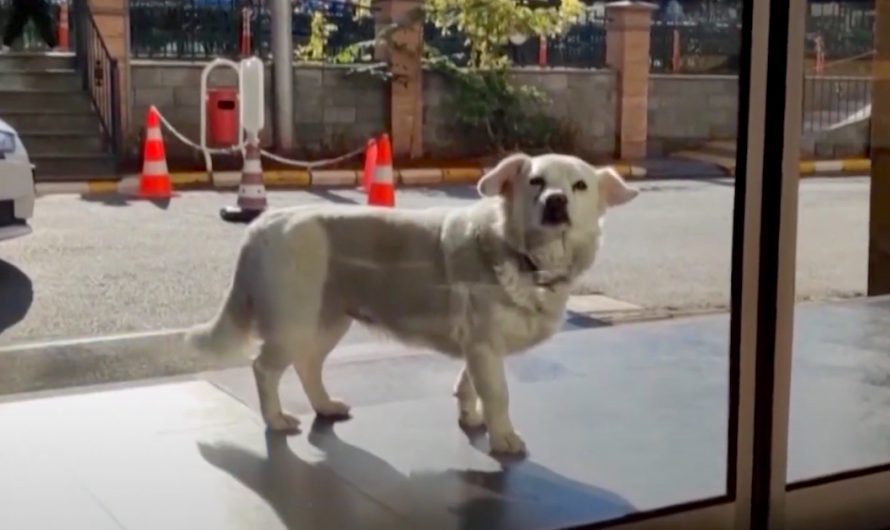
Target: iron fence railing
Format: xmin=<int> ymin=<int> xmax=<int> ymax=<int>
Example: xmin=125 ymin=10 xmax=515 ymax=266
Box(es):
xmin=129 ymin=0 xmax=375 ymax=61
xmin=72 ymin=0 xmax=121 ymax=158
xmin=650 ymin=21 xmax=742 ymax=74
xmin=124 ymin=0 xmax=874 ymax=74
xmin=805 ymin=1 xmax=875 ymax=60
xmin=802 ymin=75 xmax=871 ymax=133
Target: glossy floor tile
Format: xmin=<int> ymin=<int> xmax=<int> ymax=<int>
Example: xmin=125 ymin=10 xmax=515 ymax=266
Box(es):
xmin=1 ymin=297 xmax=888 ymax=529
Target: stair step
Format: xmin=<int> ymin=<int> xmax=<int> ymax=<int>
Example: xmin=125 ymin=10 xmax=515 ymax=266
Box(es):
xmin=0 ymin=52 xmax=76 ymax=72
xmin=0 ymin=89 xmax=92 ymax=112
xmin=31 ymin=154 xmax=118 ymax=181
xmin=0 ymin=69 xmax=81 ymax=91
xmin=19 ymin=132 xmax=107 ymax=156
xmin=0 ymin=111 xmax=102 ymax=131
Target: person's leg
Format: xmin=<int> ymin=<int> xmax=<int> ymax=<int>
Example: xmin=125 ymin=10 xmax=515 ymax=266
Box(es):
xmin=2 ymin=0 xmax=30 ymax=49
xmin=30 ymin=0 xmax=58 ymax=49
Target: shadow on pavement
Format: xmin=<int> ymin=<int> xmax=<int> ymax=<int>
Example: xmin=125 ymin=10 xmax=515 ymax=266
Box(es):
xmin=431 ymin=185 xmax=479 ymax=200
xmin=0 ymin=260 xmax=33 ymax=335
xmin=79 ymin=192 xmax=172 ymax=210
xmin=307 ymin=187 xmax=359 ymax=205
xmin=199 ymin=419 xmax=636 ymax=530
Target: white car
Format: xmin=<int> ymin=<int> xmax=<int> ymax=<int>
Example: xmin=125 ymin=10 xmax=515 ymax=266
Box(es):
xmin=0 ymin=117 xmax=35 ymax=242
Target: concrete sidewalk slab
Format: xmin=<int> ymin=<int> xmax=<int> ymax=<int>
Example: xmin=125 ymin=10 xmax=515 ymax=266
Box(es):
xmin=0 ymin=297 xmax=887 ymax=530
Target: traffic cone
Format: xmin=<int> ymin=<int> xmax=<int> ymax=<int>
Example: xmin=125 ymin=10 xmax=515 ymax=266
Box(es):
xmin=138 ymin=105 xmax=172 ymax=199
xmin=362 ymin=137 xmax=377 ymax=193
xmin=57 ymin=0 xmax=69 ymax=51
xmin=220 ymin=139 xmax=267 ymax=223
xmin=367 ymin=133 xmax=394 ymax=207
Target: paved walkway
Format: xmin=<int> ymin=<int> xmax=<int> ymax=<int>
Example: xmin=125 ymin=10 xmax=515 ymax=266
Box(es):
xmin=2 ymin=297 xmax=888 ymax=530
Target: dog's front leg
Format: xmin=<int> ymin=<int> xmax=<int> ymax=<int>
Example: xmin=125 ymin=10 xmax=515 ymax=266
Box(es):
xmin=453 ymin=365 xmax=484 ymax=428
xmin=465 ymin=351 xmax=526 ymax=455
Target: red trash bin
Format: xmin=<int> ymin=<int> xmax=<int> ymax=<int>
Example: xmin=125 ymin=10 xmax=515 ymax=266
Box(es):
xmin=206 ymin=88 xmax=239 ymax=147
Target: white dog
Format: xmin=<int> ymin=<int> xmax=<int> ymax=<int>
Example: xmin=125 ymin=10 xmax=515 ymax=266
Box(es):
xmin=187 ymin=152 xmax=638 ymax=454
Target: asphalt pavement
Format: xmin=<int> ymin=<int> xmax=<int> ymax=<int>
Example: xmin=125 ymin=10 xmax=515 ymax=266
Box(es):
xmin=0 ymin=178 xmax=869 ymax=348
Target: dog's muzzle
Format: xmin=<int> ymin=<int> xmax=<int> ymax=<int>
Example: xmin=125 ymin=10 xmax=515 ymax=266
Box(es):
xmin=541 ymin=193 xmax=570 ymax=225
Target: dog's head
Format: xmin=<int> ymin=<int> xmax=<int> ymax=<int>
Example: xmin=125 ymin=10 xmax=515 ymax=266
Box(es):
xmin=476 ymin=153 xmax=639 ymax=283
xmin=478 ymin=152 xmax=639 ymax=238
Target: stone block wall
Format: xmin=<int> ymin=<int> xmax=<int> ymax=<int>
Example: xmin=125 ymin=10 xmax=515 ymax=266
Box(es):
xmin=647 ymin=74 xmax=739 ymax=156
xmin=126 ymin=61 xmax=870 ymax=167
xmin=292 ymin=66 xmax=387 ymax=157
xmin=424 ymin=68 xmax=617 ymax=161
xmin=128 ymin=61 xmax=385 ymax=168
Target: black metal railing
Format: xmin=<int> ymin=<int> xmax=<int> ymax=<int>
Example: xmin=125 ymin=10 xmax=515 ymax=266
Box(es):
xmin=72 ymin=0 xmax=121 ymax=157
xmin=129 ymin=0 xmax=375 ymax=61
xmin=425 ymin=10 xmax=607 ymax=69
xmin=802 ymin=75 xmax=871 ymax=133
xmin=805 ymin=0 xmax=875 ymax=60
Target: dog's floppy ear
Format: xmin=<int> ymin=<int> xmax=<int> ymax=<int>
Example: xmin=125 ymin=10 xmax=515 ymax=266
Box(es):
xmin=477 ymin=153 xmax=532 ymax=197
xmin=596 ymin=166 xmax=639 ymax=207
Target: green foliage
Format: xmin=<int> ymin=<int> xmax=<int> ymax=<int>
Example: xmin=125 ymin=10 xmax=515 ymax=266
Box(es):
xmin=333 ymin=0 xmax=582 ymax=153
xmin=425 ymin=0 xmax=585 ymax=68
xmin=295 ymin=11 xmax=335 ymax=62
xmin=425 ymin=48 xmax=576 ymax=153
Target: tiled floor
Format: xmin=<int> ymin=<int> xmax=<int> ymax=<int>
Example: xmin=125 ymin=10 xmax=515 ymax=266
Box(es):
xmin=1 ymin=297 xmax=888 ymax=530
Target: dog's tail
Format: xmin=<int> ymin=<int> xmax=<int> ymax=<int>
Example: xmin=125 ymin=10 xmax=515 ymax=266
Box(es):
xmin=185 ymin=248 xmax=253 ymax=358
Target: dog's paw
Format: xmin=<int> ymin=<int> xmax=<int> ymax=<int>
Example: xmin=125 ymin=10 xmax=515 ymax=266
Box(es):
xmin=315 ymin=399 xmax=352 ymax=419
xmin=489 ymin=430 xmax=527 ymax=455
xmin=264 ymin=412 xmax=300 ymax=434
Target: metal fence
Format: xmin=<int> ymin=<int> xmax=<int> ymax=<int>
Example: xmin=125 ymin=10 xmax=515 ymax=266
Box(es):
xmin=114 ymin=0 xmax=874 ymax=73
xmin=802 ymin=75 xmax=871 ymax=133
xmin=805 ymin=0 xmax=875 ymax=60
xmin=425 ymin=11 xmax=607 ymax=69
xmin=129 ymin=0 xmax=375 ymax=61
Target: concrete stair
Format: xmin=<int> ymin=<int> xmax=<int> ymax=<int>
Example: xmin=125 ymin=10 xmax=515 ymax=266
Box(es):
xmin=0 ymin=52 xmax=117 ymax=181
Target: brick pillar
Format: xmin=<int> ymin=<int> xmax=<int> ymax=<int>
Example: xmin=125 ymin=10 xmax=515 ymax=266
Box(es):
xmin=869 ymin=1 xmax=890 ymax=295
xmin=375 ymin=0 xmax=423 ymax=159
xmin=87 ymin=0 xmax=130 ymax=143
xmin=605 ymin=1 xmax=656 ymax=161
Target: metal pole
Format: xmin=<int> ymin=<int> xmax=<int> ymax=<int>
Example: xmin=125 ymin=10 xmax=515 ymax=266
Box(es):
xmin=271 ymin=0 xmax=294 ymax=151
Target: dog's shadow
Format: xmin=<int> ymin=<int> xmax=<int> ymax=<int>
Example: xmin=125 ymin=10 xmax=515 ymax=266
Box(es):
xmin=198 ymin=419 xmax=636 ymax=530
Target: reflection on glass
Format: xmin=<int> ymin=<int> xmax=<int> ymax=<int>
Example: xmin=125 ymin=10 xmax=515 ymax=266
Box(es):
xmin=788 ymin=0 xmax=890 ymax=484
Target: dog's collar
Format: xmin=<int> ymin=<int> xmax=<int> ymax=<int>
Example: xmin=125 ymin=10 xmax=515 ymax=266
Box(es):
xmin=512 ymin=249 xmax=570 ymax=289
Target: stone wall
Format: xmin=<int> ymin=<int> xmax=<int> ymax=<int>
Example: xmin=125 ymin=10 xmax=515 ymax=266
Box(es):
xmin=126 ymin=62 xmax=870 ymax=167
xmin=648 ymin=74 xmax=739 ymax=156
xmin=128 ymin=62 xmax=386 ymax=169
xmin=423 ymin=68 xmax=617 ymax=161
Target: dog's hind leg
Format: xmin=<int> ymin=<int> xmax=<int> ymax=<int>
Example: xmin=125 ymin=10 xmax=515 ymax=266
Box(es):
xmin=294 ymin=314 xmax=353 ymax=419
xmin=254 ymin=342 xmax=300 ymax=433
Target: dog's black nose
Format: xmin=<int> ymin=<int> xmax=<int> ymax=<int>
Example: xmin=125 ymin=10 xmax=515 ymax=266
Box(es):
xmin=545 ymin=194 xmax=568 ymax=210
xmin=542 ymin=193 xmax=569 ymax=225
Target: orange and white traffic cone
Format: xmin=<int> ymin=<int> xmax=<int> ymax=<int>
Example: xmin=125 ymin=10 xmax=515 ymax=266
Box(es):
xmin=361 ymin=137 xmax=377 ymax=193
xmin=56 ymin=1 xmax=69 ymax=51
xmin=367 ymin=133 xmax=394 ymax=207
xmin=220 ymin=138 xmax=267 ymax=223
xmin=138 ymin=105 xmax=172 ymax=199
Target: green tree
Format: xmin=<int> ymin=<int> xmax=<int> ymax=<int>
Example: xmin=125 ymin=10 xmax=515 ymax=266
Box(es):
xmin=425 ymin=0 xmax=585 ymax=68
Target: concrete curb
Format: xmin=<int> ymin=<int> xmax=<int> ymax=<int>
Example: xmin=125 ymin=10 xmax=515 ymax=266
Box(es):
xmin=33 ymin=158 xmax=869 ymax=196
xmin=799 ymin=158 xmax=870 ymax=175
xmin=33 ymin=163 xmax=647 ymax=195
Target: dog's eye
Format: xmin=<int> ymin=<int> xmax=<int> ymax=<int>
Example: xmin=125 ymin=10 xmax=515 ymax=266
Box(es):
xmin=572 ymin=181 xmax=588 ymax=192
xmin=529 ymin=177 xmax=545 ymax=188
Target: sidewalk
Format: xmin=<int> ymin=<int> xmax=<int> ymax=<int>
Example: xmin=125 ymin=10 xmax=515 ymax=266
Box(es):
xmin=1 ymin=297 xmax=886 ymax=530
